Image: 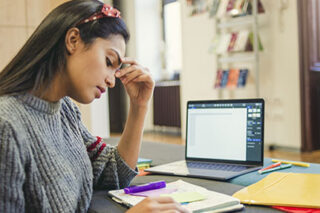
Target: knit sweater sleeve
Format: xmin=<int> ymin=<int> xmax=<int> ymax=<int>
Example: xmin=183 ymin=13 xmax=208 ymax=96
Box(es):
xmin=63 ymin=98 xmax=138 ymax=190
xmin=0 ymin=119 xmax=26 ymax=212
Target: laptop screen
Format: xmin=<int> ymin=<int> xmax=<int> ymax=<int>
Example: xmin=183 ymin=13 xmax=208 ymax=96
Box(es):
xmin=186 ymin=99 xmax=264 ymax=165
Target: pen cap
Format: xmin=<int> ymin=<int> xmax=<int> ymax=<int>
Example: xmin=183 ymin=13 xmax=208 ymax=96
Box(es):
xmin=124 ymin=181 xmax=166 ymax=194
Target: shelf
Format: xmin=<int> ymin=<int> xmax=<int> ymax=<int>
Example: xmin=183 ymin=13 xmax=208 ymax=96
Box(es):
xmin=217 ymin=15 xmax=255 ymax=29
xmin=218 ymin=53 xmax=256 ymax=63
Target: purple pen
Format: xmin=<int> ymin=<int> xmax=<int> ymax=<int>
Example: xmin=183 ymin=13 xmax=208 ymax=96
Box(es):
xmin=124 ymin=181 xmax=166 ymax=194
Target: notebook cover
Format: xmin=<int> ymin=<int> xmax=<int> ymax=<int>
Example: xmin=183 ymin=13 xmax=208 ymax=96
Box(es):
xmin=232 ymin=172 xmax=320 ymax=208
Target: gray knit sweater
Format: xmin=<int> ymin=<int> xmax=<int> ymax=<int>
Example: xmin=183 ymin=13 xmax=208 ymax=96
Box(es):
xmin=0 ymin=93 xmax=138 ymax=213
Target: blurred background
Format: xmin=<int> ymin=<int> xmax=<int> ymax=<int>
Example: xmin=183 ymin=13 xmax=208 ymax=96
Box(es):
xmin=1 ymin=0 xmax=319 ymax=161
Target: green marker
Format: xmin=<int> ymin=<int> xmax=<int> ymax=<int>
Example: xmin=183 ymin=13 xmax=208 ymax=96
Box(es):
xmin=259 ymin=164 xmax=292 ymax=175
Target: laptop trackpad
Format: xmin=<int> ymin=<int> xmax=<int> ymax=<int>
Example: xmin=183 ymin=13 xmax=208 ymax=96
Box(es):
xmin=187 ymin=168 xmax=235 ymax=178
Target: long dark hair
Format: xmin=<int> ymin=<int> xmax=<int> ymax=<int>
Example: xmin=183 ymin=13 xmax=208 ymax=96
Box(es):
xmin=0 ymin=0 xmax=129 ymax=96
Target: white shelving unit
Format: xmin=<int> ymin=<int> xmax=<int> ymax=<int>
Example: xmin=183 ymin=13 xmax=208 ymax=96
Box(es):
xmin=215 ymin=0 xmax=260 ymax=97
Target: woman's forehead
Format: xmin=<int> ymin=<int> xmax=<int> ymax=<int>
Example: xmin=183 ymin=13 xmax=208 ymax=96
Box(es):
xmin=96 ymin=36 xmax=126 ymax=57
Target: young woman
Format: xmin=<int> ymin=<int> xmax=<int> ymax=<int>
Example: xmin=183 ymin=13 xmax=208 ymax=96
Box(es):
xmin=0 ymin=0 xmax=188 ymax=212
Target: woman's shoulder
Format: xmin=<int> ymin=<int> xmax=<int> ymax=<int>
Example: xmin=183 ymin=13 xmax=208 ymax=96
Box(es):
xmin=0 ymin=95 xmax=24 ymax=118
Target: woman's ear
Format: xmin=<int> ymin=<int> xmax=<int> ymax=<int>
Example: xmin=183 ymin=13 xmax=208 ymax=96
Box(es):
xmin=65 ymin=27 xmax=82 ymax=55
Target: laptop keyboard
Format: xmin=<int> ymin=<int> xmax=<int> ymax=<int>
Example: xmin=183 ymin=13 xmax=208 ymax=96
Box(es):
xmin=186 ymin=161 xmax=249 ymax=172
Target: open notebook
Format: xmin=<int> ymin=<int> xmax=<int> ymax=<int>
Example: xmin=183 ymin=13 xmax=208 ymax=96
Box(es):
xmin=146 ymin=99 xmax=264 ymax=180
xmin=108 ymin=180 xmax=244 ymax=212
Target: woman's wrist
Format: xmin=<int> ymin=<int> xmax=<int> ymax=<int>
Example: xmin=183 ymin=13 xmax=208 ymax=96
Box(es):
xmin=129 ymin=101 xmax=149 ymax=113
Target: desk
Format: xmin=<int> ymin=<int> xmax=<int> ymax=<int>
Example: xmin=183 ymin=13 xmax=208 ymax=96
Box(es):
xmin=89 ymin=138 xmax=320 ymax=212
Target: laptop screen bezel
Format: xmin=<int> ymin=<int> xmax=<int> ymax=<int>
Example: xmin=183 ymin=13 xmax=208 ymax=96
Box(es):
xmin=185 ymin=98 xmax=264 ymax=166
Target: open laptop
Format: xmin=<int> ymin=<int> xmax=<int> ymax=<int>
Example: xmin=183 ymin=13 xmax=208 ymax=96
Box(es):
xmin=146 ymin=99 xmax=264 ymax=180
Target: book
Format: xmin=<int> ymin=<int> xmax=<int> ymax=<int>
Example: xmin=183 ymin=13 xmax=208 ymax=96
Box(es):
xmin=216 ymin=0 xmax=229 ymax=18
xmin=214 ymin=69 xmax=223 ymax=88
xmin=232 ymin=30 xmax=250 ymax=52
xmin=108 ymin=179 xmax=244 ymax=212
xmin=246 ymin=32 xmax=263 ymax=51
xmin=220 ymin=70 xmax=230 ymax=88
xmin=227 ymin=68 xmax=240 ymax=88
xmin=227 ymin=32 xmax=238 ymax=52
xmin=237 ymin=69 xmax=248 ymax=87
xmin=232 ymin=172 xmax=320 ymax=208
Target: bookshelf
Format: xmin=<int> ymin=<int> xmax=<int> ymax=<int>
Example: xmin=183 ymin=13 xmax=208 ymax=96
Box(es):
xmin=213 ymin=0 xmax=262 ymax=97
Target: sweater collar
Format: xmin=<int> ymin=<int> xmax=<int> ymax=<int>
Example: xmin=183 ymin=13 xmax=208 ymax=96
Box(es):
xmin=17 ymin=93 xmax=61 ymax=114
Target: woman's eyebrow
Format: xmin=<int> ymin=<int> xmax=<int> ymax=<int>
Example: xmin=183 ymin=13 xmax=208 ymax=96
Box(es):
xmin=109 ymin=49 xmax=122 ymax=66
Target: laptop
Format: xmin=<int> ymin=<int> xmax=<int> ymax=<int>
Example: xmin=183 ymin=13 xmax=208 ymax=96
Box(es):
xmin=145 ymin=99 xmax=264 ymax=180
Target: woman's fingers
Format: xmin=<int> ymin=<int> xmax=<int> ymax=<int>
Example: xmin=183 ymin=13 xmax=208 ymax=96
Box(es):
xmin=150 ymin=197 xmax=190 ymax=213
xmin=116 ymin=64 xmax=152 ymax=85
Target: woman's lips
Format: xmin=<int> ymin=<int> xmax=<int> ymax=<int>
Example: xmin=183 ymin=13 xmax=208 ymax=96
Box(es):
xmin=97 ymin=86 xmax=106 ymax=94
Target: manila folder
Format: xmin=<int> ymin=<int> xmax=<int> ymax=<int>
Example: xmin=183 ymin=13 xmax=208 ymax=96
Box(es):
xmin=232 ymin=172 xmax=320 ymax=208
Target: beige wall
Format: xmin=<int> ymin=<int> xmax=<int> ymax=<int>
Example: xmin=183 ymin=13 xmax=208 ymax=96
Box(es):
xmin=0 ymin=0 xmax=109 ymax=136
xmin=0 ymin=0 xmax=66 ymax=70
xmin=179 ymin=0 xmax=301 ymax=148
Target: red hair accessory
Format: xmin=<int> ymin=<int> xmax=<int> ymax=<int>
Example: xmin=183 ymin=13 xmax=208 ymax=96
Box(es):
xmin=76 ymin=4 xmax=121 ymax=26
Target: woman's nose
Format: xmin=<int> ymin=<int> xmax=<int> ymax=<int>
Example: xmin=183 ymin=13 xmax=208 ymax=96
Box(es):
xmin=105 ymin=74 xmax=115 ymax=88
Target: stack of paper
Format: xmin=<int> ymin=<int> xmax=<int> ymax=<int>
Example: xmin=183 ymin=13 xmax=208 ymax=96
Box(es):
xmin=108 ymin=180 xmax=244 ymax=212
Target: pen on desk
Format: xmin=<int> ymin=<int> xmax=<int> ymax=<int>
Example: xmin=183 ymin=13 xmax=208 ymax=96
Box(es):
xmin=271 ymin=159 xmax=310 ymax=167
xmin=259 ymin=164 xmax=292 ymax=175
xmin=124 ymin=181 xmax=166 ymax=194
xmin=258 ymin=162 xmax=281 ymax=174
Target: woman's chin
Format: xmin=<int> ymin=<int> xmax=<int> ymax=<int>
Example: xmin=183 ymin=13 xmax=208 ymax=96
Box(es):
xmin=71 ymin=94 xmax=95 ymax=104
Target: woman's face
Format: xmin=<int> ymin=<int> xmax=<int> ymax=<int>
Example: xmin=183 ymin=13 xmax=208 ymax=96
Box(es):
xmin=65 ymin=34 xmax=125 ymax=104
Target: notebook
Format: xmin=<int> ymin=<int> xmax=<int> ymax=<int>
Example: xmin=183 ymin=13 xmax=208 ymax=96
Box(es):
xmin=108 ymin=180 xmax=244 ymax=212
xmin=146 ymin=99 xmax=264 ymax=180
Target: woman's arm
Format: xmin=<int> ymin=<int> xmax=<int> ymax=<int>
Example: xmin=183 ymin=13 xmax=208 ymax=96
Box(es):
xmin=116 ymin=58 xmax=155 ymax=169
xmin=0 ymin=119 xmax=26 ymax=212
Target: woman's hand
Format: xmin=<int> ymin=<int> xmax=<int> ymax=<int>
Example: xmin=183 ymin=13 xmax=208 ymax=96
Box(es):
xmin=126 ymin=197 xmax=190 ymax=213
xmin=115 ymin=58 xmax=155 ymax=107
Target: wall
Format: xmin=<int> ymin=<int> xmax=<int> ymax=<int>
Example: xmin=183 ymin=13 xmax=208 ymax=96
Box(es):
xmin=179 ymin=0 xmax=301 ymax=149
xmin=121 ymin=0 xmax=163 ymax=131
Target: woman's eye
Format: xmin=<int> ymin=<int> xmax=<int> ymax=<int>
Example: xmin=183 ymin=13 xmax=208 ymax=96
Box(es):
xmin=106 ymin=58 xmax=113 ymax=67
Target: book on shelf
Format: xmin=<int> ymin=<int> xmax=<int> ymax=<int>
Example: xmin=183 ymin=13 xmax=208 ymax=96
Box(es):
xmin=214 ymin=68 xmax=248 ymax=89
xmin=227 ymin=68 xmax=240 ymax=88
xmin=214 ymin=69 xmax=223 ymax=88
xmin=214 ymin=31 xmax=263 ymax=54
xmin=227 ymin=32 xmax=238 ymax=52
xmin=213 ymin=0 xmax=265 ymax=18
xmin=216 ymin=0 xmax=229 ymax=18
xmin=232 ymin=30 xmax=250 ymax=52
xmin=220 ymin=70 xmax=230 ymax=88
xmin=237 ymin=69 xmax=249 ymax=88
xmin=245 ymin=31 xmax=263 ymax=51
xmin=108 ymin=179 xmax=244 ymax=212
